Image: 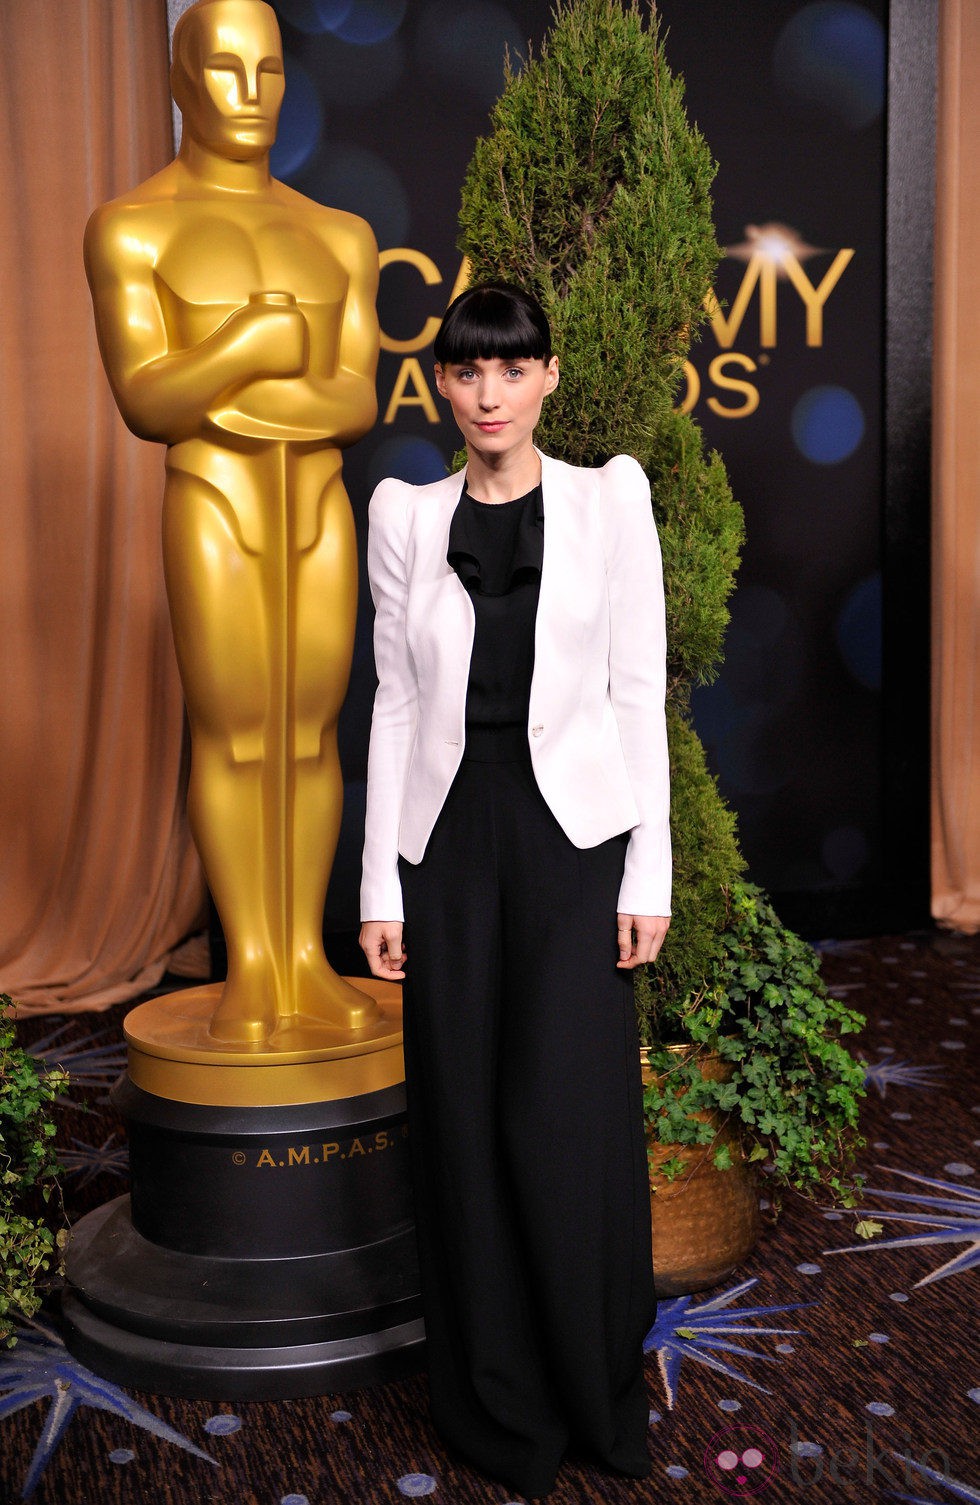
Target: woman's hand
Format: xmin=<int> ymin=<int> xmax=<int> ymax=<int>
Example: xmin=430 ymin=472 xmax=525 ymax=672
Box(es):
xmin=359 ymin=921 xmax=406 ymax=980
xmin=616 ymin=913 xmax=670 ymax=969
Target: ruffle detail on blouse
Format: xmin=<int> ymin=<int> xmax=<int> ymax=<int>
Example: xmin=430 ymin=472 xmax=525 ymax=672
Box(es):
xmin=447 ymin=484 xmax=544 ymax=597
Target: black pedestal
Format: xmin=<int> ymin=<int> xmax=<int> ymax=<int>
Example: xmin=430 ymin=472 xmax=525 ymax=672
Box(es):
xmin=62 ymin=1078 xmax=424 ymax=1399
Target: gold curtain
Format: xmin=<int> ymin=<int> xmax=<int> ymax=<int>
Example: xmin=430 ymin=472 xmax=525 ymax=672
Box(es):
xmin=0 ymin=0 xmax=206 ymax=1012
xmin=933 ymin=0 xmax=980 ymax=933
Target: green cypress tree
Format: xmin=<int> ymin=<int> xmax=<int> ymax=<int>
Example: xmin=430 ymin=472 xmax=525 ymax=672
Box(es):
xmin=457 ymin=0 xmax=745 ymax=1030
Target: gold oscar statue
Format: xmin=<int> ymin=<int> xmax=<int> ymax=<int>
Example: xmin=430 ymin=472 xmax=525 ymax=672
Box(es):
xmin=84 ymin=0 xmax=401 ymax=1103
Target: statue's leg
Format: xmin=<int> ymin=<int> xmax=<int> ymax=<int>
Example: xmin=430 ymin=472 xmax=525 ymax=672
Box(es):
xmin=289 ymin=467 xmax=378 ymax=1028
xmin=162 ymin=468 xmax=280 ymax=1042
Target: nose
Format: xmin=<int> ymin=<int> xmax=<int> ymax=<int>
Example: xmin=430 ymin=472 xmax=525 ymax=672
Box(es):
xmin=478 ymin=376 xmax=501 ymax=410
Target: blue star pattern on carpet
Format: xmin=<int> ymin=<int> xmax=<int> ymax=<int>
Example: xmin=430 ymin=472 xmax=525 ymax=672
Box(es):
xmin=57 ymin=1131 xmax=129 ymax=1188
xmin=824 ymin=1168 xmax=980 ymax=1286
xmin=861 ymin=1059 xmax=946 ymax=1097
xmin=643 ymin=1277 xmax=810 ymax=1408
xmin=886 ymin=1453 xmax=980 ymax=1503
xmin=25 ymin=1023 xmax=128 ymax=1094
xmin=0 ymin=1320 xmax=216 ymax=1499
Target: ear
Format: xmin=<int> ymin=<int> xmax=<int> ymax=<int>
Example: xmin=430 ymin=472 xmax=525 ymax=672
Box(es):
xmin=433 ymin=363 xmax=448 ymax=399
xmin=543 ymin=355 xmax=559 ymax=394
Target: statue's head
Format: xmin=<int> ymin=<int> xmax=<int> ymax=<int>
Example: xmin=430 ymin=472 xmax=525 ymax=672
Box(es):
xmin=172 ymin=0 xmax=284 ymax=160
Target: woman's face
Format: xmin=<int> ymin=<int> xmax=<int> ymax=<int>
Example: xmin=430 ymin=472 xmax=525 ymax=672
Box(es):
xmin=434 ymin=355 xmax=559 ymax=461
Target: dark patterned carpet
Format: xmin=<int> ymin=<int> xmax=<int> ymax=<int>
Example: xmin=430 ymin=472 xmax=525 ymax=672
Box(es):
xmin=3 ymin=929 xmax=978 ymax=1505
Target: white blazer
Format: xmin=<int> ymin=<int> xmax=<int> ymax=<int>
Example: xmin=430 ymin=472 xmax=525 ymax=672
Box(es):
xmin=359 ymin=450 xmax=671 ymax=922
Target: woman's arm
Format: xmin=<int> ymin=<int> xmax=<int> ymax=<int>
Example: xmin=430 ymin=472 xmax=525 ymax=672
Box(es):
xmin=601 ymin=454 xmax=672 ymax=925
xmin=359 ymin=480 xmax=419 ymax=928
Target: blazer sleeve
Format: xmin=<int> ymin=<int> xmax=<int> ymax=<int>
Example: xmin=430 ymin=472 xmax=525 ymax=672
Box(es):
xmin=600 ymin=454 xmax=672 ymax=917
xmin=359 ymin=479 xmax=418 ymax=922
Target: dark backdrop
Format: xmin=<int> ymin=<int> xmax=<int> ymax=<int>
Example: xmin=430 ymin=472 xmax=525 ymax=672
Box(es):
xmin=264 ymin=0 xmax=932 ymax=942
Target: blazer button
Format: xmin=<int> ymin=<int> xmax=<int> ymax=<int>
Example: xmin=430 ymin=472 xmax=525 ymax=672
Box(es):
xmin=531 ymin=724 xmax=544 ymax=737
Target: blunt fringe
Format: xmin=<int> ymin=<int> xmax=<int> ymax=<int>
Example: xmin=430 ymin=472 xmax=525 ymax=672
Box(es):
xmin=433 ymin=282 xmax=552 ymax=365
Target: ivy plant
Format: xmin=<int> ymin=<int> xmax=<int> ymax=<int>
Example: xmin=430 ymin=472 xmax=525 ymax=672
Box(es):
xmin=0 ymin=993 xmax=67 ymax=1344
xmin=637 ymin=884 xmax=866 ymax=1204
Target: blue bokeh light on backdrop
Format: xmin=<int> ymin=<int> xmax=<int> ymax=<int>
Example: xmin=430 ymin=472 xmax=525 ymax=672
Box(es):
xmin=276 ymin=0 xmax=336 ymax=34
xmin=332 ymin=0 xmax=408 ymax=45
xmin=720 ymin=585 xmax=802 ymax=703
xmin=271 ymin=58 xmax=324 ymax=179
xmin=714 ymin=710 xmax=793 ymax=796
xmin=691 ymin=679 xmax=741 ymax=750
xmin=367 ymin=437 xmax=448 ymax=492
xmin=791 ymin=385 xmax=865 ymax=465
xmin=309 ymin=33 xmax=405 ymax=106
xmin=415 ymin=2 xmax=527 ymax=109
xmin=822 ymin=825 xmax=870 ymax=882
xmin=774 ymin=2 xmax=885 ymax=131
xmin=692 ymin=681 xmax=791 ymax=797
xmin=315 ymin=0 xmax=356 ymax=26
xmin=836 ymin=572 xmax=882 ymax=690
xmin=315 ymin=146 xmax=410 ymax=246
xmin=692 ymin=583 xmax=805 ymax=799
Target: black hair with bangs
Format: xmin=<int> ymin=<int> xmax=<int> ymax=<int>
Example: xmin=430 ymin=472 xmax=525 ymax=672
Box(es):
xmin=433 ymin=282 xmax=553 ymax=366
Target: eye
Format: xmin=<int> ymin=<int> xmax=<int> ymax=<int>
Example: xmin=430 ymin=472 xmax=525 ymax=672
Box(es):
xmin=456 ymin=368 xmax=476 ymax=381
xmin=741 ymin=1449 xmax=765 ymax=1468
xmin=505 ymin=366 xmax=524 ymax=378
xmin=207 ymin=54 xmax=244 ymax=78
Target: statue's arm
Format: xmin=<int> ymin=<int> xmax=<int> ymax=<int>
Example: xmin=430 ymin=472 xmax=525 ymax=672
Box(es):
xmin=323 ymin=213 xmax=381 ymax=446
xmin=83 ymin=204 xmax=308 ymax=445
xmin=252 ymin=211 xmax=379 ymax=448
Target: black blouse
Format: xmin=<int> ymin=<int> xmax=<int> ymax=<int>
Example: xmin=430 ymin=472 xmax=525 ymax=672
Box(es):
xmin=446 ymin=484 xmax=544 ymax=728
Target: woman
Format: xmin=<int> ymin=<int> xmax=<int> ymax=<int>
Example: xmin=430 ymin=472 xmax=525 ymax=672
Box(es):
xmin=360 ymin=283 xmax=670 ymax=1498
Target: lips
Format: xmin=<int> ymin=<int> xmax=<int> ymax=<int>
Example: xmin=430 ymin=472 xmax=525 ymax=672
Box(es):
xmin=475 ymin=421 xmax=507 ymax=433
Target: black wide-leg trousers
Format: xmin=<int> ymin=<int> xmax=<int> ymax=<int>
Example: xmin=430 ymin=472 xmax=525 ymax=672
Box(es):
xmin=398 ymin=728 xmax=656 ymax=1498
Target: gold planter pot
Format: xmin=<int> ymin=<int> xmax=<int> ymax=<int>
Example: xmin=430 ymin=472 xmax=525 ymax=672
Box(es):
xmin=642 ymin=1044 xmax=761 ymax=1298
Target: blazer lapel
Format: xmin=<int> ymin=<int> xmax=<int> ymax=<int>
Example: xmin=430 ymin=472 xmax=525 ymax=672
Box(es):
xmin=412 ymin=466 xmax=468 ymax=578
xmin=412 ymin=468 xmax=476 ymax=663
xmin=536 ymin=451 xmax=597 ymax=667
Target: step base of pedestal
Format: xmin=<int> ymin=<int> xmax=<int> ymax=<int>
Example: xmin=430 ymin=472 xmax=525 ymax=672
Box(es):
xmin=62 ymin=1291 xmax=425 ymax=1401
xmin=63 ymin=1195 xmax=425 ymax=1399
